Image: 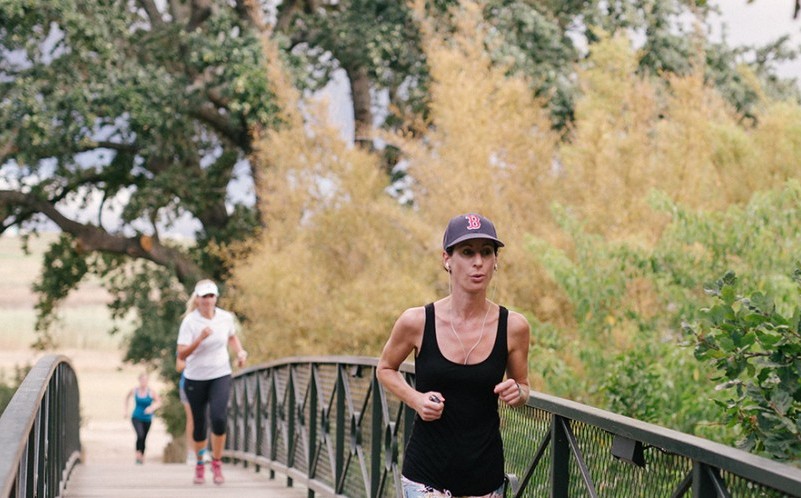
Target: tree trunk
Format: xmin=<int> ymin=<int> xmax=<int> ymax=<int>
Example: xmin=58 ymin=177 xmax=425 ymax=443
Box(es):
xmin=346 ymin=64 xmax=374 ymax=151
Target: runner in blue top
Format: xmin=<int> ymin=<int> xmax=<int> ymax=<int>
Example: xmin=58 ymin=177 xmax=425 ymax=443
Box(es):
xmin=124 ymin=372 xmax=162 ymax=464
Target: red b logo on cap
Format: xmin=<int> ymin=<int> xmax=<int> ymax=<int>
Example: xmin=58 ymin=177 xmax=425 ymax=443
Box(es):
xmin=465 ymin=214 xmax=482 ymax=230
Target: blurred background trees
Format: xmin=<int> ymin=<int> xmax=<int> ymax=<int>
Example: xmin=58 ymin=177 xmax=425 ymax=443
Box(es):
xmin=3 ymin=0 xmax=801 ymax=460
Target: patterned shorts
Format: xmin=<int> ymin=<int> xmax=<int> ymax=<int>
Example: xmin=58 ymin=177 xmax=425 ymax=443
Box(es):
xmin=401 ymin=476 xmax=504 ymax=498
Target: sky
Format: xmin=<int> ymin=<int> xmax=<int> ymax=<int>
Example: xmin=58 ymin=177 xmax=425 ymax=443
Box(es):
xmin=713 ymin=1 xmax=800 ymax=46
xmin=710 ymin=0 xmax=801 ymax=78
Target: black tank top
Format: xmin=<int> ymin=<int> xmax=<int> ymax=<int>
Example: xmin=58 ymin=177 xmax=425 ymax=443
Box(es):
xmin=402 ymin=302 xmax=508 ymax=495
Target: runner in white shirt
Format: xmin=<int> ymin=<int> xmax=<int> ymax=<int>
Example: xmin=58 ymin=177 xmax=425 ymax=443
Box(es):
xmin=177 ymin=279 xmax=247 ymax=485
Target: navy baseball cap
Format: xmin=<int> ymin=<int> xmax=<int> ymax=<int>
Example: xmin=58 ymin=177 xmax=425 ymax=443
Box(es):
xmin=442 ymin=213 xmax=505 ymax=251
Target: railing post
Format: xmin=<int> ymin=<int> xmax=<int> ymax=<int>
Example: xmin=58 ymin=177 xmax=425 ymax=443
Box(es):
xmin=370 ymin=371 xmax=382 ymax=498
xmin=254 ymin=376 xmax=262 ymax=473
xmin=335 ymin=364 xmax=346 ymax=493
xmin=269 ymin=370 xmax=278 ymax=479
xmin=307 ymin=364 xmax=318 ymax=498
xmin=287 ymin=367 xmax=296 ymax=487
xmin=23 ymin=400 xmax=36 ymax=497
xmin=54 ymin=374 xmax=64 ymax=498
xmin=692 ymin=462 xmax=718 ymax=497
xmin=551 ymin=415 xmax=570 ymax=498
xmin=48 ymin=379 xmax=58 ymax=498
xmin=241 ymin=376 xmax=249 ymax=468
xmin=37 ymin=393 xmax=47 ymax=497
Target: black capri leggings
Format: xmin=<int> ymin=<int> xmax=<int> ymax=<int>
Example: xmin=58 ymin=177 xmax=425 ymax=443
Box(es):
xmin=184 ymin=375 xmax=232 ymax=442
xmin=131 ymin=418 xmax=151 ymax=453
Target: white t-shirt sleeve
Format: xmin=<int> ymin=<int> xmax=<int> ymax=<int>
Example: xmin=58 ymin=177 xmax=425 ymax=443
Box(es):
xmin=177 ymin=317 xmax=194 ymax=346
xmin=225 ymin=310 xmax=238 ymax=337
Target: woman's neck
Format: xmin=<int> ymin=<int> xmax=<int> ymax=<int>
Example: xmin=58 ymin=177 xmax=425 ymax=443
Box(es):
xmin=449 ymin=292 xmax=488 ymax=319
xmin=199 ymin=307 xmax=215 ymax=319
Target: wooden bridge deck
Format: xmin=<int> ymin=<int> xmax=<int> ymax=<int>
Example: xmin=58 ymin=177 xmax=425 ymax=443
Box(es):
xmin=61 ymin=390 xmax=309 ymax=498
xmin=64 ymin=462 xmax=310 ymax=497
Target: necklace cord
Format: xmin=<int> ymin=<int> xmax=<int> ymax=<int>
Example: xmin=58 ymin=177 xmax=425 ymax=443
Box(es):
xmin=449 ymin=299 xmax=491 ymax=365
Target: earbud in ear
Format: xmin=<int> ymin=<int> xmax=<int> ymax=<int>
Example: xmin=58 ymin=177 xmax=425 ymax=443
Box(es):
xmin=446 ymin=263 xmax=451 ymax=272
xmin=494 ymin=264 xmax=498 ymax=271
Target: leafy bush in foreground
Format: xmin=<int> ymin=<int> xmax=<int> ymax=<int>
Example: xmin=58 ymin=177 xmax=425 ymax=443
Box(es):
xmin=690 ymin=269 xmax=801 ymax=462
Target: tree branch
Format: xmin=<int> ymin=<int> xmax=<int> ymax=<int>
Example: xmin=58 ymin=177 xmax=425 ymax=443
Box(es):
xmin=235 ymin=0 xmax=269 ymax=33
xmin=0 ymin=190 xmax=204 ymax=284
xmin=189 ymin=103 xmax=251 ymax=152
xmin=187 ymin=0 xmax=212 ymax=32
xmin=205 ymin=86 xmax=231 ymax=110
xmin=273 ymin=0 xmax=300 ymax=33
xmin=136 ymin=0 xmax=165 ymax=28
xmin=76 ymin=140 xmax=138 ymax=154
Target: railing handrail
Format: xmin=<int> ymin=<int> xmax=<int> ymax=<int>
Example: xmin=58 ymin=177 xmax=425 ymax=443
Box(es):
xmin=527 ymin=390 xmax=801 ymax=495
xmin=236 ymin=355 xmax=414 ymax=374
xmin=0 ymin=354 xmax=81 ymax=498
xmin=226 ymin=355 xmax=801 ymax=497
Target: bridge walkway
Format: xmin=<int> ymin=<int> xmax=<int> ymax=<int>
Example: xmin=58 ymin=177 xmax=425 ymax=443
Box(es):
xmin=63 ymin=462 xmax=308 ymax=497
xmin=50 ymin=349 xmax=308 ymax=498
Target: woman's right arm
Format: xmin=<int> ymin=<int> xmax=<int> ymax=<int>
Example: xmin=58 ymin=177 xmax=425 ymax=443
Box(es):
xmin=377 ymin=307 xmax=444 ymax=422
xmin=177 ymin=326 xmax=211 ymax=361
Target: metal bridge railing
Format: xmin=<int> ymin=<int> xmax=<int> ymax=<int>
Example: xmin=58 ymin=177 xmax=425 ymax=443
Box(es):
xmin=0 ymin=355 xmax=81 ymax=498
xmin=224 ymin=356 xmax=801 ymax=498
xmin=501 ymin=392 xmax=801 ymax=498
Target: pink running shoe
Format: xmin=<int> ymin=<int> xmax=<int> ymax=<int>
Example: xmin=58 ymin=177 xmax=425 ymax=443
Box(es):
xmin=193 ymin=463 xmax=205 ymax=484
xmin=211 ymin=459 xmax=224 ymax=485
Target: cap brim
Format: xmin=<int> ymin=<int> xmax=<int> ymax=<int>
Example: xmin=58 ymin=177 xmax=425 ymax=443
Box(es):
xmin=194 ymin=283 xmax=218 ymax=296
xmin=445 ymin=234 xmax=504 ymax=250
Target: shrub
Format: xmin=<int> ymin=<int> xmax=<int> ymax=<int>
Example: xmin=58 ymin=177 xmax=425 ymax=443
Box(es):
xmin=689 ymin=269 xmax=801 ymax=461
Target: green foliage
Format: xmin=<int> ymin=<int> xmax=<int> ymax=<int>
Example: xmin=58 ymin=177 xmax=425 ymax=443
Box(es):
xmin=105 ymin=261 xmax=189 ymax=435
xmin=689 ymin=270 xmax=801 ymax=461
xmin=0 ymin=364 xmax=31 ymax=416
xmin=0 ymin=383 xmax=13 ymax=416
xmin=647 ymin=183 xmax=801 ymax=314
xmin=159 ymin=389 xmax=187 ymax=438
xmin=0 ymin=1 xmax=272 ymax=404
xmin=529 ymin=208 xmax=631 ymax=332
xmin=526 ymin=319 xmax=582 ymax=399
xmin=530 ymin=183 xmax=801 ymax=450
xmin=483 ymin=0 xmax=579 ymax=130
xmin=602 ymin=342 xmax=735 ymax=440
xmin=31 ymin=235 xmax=89 ymax=345
xmin=276 ymin=0 xmax=430 ymax=134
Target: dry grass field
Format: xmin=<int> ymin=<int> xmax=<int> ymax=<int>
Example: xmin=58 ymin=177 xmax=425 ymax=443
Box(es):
xmin=0 ymin=233 xmax=171 ymax=464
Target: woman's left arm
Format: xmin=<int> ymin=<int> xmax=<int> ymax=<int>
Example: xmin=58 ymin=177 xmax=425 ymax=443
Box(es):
xmin=228 ymin=334 xmax=247 ymax=368
xmin=494 ymin=310 xmax=531 ymax=407
xmin=146 ymin=390 xmax=162 ymax=414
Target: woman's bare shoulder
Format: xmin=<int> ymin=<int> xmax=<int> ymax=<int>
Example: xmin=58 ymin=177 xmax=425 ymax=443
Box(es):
xmin=394 ymin=305 xmax=427 ymax=333
xmin=507 ymin=309 xmax=531 ymax=336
